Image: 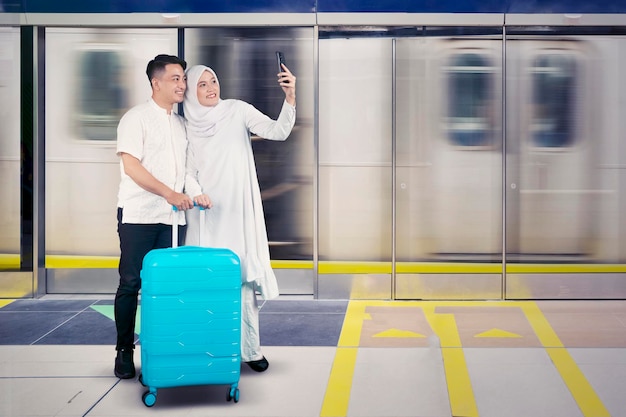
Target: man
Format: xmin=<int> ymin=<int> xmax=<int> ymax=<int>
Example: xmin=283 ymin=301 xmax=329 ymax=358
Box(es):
xmin=114 ymin=54 xmax=194 ymax=379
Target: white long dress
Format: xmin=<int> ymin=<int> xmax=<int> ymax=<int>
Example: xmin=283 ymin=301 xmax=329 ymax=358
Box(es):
xmin=184 ymin=99 xmax=295 ymax=361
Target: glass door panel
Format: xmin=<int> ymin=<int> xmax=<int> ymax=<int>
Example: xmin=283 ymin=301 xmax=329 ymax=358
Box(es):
xmin=505 ymin=33 xmax=626 ymax=299
xmin=395 ymin=34 xmax=503 ymax=299
xmin=0 ymin=28 xmax=21 ymax=269
xmin=318 ymin=36 xmax=393 ymax=298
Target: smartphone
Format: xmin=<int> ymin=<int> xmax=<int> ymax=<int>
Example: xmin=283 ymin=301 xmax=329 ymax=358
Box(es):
xmin=276 ymin=51 xmax=286 ymax=72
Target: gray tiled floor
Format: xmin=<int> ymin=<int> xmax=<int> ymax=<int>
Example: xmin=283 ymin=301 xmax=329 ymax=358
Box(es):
xmin=1 ymin=297 xmax=626 ymax=417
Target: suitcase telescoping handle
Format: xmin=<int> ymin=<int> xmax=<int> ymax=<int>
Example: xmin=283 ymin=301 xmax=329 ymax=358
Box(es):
xmin=171 ymin=204 xmax=206 ymax=248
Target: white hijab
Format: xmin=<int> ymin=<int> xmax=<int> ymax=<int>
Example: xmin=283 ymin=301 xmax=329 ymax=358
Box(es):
xmin=183 ymin=65 xmax=235 ymax=140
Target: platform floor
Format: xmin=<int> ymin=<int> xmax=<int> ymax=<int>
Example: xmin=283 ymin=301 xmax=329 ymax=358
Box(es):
xmin=1 ymin=296 xmax=626 ymax=417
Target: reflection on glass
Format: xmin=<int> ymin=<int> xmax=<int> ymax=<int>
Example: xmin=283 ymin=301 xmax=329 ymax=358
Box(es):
xmin=445 ymin=53 xmax=495 ymax=147
xmin=185 ymin=27 xmax=314 ymax=260
xmin=531 ymin=54 xmax=576 ymax=147
xmin=0 ymin=28 xmax=21 ymax=269
xmin=77 ymin=49 xmax=126 ymax=141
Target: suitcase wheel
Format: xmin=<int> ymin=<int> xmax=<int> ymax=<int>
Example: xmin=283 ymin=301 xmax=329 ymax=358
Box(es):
xmin=227 ymin=387 xmax=240 ymax=403
xmin=142 ymin=390 xmax=157 ymax=407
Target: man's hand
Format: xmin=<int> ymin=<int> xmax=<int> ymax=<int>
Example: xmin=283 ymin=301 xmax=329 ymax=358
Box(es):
xmin=166 ymin=190 xmax=194 ymax=211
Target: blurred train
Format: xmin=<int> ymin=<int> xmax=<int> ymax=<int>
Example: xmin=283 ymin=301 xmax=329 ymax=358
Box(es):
xmin=318 ymin=28 xmax=626 ymax=267
xmin=1 ymin=15 xmax=626 ymax=298
xmin=43 ymin=27 xmax=315 ymax=261
xmin=40 ymin=27 xmax=626 ymax=261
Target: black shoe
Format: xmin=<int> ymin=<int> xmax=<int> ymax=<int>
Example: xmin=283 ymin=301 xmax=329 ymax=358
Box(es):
xmin=246 ymin=356 xmax=269 ymax=372
xmin=114 ymin=348 xmax=136 ymax=379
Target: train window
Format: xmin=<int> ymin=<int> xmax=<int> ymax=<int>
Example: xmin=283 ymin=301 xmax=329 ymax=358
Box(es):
xmin=530 ymin=54 xmax=577 ymax=148
xmin=444 ymin=53 xmax=495 ymax=147
xmin=76 ymin=49 xmax=127 ymax=141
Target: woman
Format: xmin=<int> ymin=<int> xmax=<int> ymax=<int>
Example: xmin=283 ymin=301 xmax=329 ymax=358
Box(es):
xmin=183 ymin=63 xmax=296 ymax=372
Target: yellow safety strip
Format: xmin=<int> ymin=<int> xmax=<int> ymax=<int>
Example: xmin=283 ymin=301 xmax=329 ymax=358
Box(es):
xmin=45 ymin=255 xmax=119 ymax=268
xmin=397 ymin=262 xmax=502 ymax=274
xmin=320 ymin=261 xmax=626 ymax=274
xmin=318 ymin=262 xmax=392 ymax=274
xmin=507 ymin=264 xmax=626 ymax=273
xmin=33 ymin=255 xmax=626 ymax=274
xmin=270 ymin=260 xmax=314 ymax=269
xmin=0 ymin=254 xmax=20 ymax=269
xmin=43 ymin=256 xmax=314 ymax=269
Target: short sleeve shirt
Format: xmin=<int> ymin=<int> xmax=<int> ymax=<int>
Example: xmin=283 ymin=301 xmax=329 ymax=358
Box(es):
xmin=116 ymin=99 xmax=187 ymax=225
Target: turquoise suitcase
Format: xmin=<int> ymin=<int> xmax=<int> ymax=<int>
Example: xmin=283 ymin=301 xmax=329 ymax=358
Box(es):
xmin=139 ymin=242 xmax=241 ymax=407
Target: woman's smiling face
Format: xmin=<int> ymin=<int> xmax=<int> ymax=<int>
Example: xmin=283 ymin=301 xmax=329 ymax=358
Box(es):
xmin=196 ymin=70 xmax=220 ymax=107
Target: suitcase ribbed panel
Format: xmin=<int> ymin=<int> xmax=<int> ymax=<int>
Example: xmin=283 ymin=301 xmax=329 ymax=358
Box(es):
xmin=140 ymin=246 xmax=241 ymax=390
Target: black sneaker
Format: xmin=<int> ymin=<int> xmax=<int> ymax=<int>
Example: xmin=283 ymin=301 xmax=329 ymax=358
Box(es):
xmin=246 ymin=356 xmax=269 ymax=372
xmin=114 ymin=348 xmax=136 ymax=379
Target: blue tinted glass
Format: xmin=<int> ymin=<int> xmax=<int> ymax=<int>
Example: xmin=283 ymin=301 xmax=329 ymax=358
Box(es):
xmin=531 ymin=54 xmax=576 ymax=147
xmin=78 ymin=50 xmax=127 ymax=141
xmin=446 ymin=53 xmax=494 ymax=146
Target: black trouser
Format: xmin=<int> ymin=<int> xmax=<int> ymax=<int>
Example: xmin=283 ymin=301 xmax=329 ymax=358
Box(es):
xmin=114 ymin=208 xmax=186 ymax=351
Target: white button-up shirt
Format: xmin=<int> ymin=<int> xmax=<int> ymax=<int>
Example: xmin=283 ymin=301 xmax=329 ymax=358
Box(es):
xmin=116 ymin=99 xmax=187 ymax=225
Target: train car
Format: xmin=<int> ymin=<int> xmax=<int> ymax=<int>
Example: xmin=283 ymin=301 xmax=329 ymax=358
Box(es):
xmin=430 ymin=37 xmax=504 ymax=259
xmin=45 ymin=28 xmax=180 ymax=257
xmin=428 ymin=37 xmax=597 ymax=260
xmin=507 ymin=38 xmax=596 ymax=259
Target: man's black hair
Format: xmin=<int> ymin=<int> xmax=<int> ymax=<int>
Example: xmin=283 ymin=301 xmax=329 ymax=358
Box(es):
xmin=146 ymin=54 xmax=187 ymax=85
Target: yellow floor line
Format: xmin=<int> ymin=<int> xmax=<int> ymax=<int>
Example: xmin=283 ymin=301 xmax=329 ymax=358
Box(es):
xmin=0 ymin=300 xmax=14 ymax=308
xmin=337 ymin=301 xmax=370 ymax=347
xmin=320 ymin=301 xmax=368 ymax=417
xmin=423 ymin=304 xmax=479 ymax=417
xmin=320 ymin=347 xmax=358 ymax=417
xmin=441 ymin=348 xmax=478 ymax=417
xmin=521 ymin=302 xmax=610 ymax=417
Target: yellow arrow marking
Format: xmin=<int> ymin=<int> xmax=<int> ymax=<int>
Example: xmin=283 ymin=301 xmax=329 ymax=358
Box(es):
xmin=373 ymin=329 xmax=426 ymax=338
xmin=475 ymin=328 xmax=523 ymax=338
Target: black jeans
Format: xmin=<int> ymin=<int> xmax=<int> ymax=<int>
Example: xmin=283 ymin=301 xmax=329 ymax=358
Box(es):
xmin=114 ymin=208 xmax=187 ymax=351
